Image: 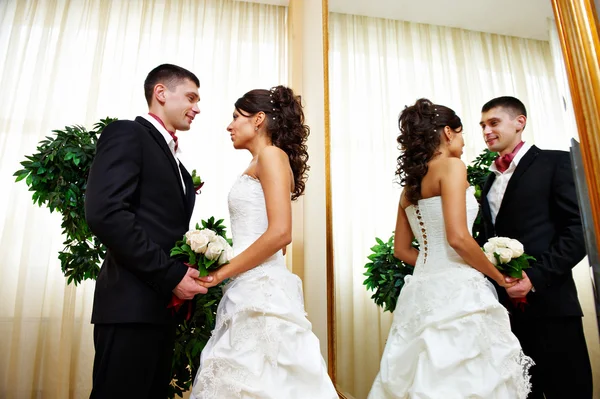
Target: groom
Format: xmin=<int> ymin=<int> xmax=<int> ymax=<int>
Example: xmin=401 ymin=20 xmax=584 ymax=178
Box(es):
xmin=85 ymin=64 xmax=208 ymax=398
xmin=478 ymin=96 xmax=593 ymax=398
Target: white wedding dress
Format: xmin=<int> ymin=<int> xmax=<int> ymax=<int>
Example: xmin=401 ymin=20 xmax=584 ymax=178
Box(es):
xmin=190 ymin=174 xmax=337 ymax=399
xmin=368 ymin=187 xmax=533 ymax=399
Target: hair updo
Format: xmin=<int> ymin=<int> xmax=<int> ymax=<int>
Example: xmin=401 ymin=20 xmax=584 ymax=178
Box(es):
xmin=396 ymin=98 xmax=462 ymax=204
xmin=234 ymin=85 xmax=310 ymax=200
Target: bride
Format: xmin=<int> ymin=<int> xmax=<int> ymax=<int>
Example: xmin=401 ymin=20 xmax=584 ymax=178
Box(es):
xmin=368 ymin=99 xmax=533 ymax=399
xmin=190 ymin=86 xmax=337 ymax=398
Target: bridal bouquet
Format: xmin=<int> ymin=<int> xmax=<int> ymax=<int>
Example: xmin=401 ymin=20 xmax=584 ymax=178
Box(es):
xmin=169 ymin=217 xmax=233 ymax=397
xmin=168 ymin=217 xmax=233 ymax=318
xmin=482 ymin=236 xmax=536 ymax=310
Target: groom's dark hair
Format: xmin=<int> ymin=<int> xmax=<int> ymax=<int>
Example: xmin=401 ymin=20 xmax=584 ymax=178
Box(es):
xmin=481 ymin=96 xmax=527 ymax=119
xmin=144 ymin=64 xmax=200 ymax=106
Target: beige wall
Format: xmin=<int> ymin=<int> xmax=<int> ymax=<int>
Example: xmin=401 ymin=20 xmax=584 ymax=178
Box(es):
xmin=574 ymin=259 xmax=600 ymax=397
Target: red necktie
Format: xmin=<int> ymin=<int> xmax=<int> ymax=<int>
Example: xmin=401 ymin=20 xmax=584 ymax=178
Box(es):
xmin=148 ymin=113 xmax=178 ymax=152
xmin=494 ymin=141 xmax=524 ymax=173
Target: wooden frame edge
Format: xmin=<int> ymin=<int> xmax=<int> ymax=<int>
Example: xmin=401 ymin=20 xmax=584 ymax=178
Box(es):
xmin=551 ymin=0 xmax=600 ymax=254
xmin=322 ymin=0 xmax=337 ymax=385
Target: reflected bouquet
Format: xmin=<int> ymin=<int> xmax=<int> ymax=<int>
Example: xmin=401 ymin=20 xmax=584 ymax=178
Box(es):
xmin=482 ymin=236 xmax=536 ymax=310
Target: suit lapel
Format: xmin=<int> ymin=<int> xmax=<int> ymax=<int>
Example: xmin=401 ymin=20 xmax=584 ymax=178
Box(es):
xmin=481 ymin=173 xmax=495 ymax=225
xmin=135 ymin=117 xmax=187 ymax=207
xmin=497 ymin=145 xmax=541 ymax=220
xmin=179 ymin=162 xmax=196 ymax=217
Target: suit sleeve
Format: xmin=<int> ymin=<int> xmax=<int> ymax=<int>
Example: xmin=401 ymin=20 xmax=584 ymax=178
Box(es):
xmin=84 ymin=121 xmax=187 ymax=294
xmin=527 ymin=153 xmax=587 ymax=293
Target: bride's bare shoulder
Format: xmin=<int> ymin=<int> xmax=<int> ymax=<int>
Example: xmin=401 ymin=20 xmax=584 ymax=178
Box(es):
xmin=399 ymin=189 xmax=412 ymax=209
xmin=429 ymin=157 xmax=466 ymax=171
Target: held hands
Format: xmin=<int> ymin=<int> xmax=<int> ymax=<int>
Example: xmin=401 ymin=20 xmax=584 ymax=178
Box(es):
xmin=173 ymin=267 xmax=209 ymax=299
xmin=496 ymin=275 xmax=519 ymax=289
xmin=196 ymin=269 xmax=224 ymax=289
xmin=505 ymin=271 xmax=533 ymax=298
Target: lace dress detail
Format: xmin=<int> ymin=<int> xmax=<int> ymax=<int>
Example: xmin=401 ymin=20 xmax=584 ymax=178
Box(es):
xmin=190 ymin=175 xmax=337 ymax=399
xmin=369 ymin=187 xmax=533 ymax=399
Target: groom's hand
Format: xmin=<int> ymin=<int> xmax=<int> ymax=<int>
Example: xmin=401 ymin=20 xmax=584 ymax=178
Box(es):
xmin=505 ymin=271 xmax=533 ymax=298
xmin=173 ymin=267 xmax=208 ymax=299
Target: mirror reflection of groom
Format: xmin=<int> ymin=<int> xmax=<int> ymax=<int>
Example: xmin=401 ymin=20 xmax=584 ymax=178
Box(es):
xmin=478 ymin=96 xmax=593 ymax=399
xmin=85 ymin=64 xmax=208 ymax=398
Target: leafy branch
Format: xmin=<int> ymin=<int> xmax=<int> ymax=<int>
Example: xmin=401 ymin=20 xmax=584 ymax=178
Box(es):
xmin=14 ymin=118 xmax=116 ymax=284
xmin=363 ymin=236 xmax=417 ymax=313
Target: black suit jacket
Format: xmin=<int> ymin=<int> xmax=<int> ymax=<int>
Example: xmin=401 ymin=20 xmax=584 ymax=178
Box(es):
xmin=479 ymin=145 xmax=586 ymax=318
xmin=85 ymin=117 xmax=195 ymax=324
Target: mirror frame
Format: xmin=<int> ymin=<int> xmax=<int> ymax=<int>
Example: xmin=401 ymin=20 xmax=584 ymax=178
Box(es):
xmin=324 ymin=1 xmax=600 ymax=397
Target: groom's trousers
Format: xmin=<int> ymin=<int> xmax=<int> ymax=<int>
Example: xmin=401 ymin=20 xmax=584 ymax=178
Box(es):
xmin=90 ymin=323 xmax=176 ymax=399
xmin=510 ymin=313 xmax=593 ymax=399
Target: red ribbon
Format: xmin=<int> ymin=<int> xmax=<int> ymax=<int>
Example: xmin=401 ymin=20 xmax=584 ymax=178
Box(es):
xmin=495 ymin=141 xmax=525 ymax=173
xmin=510 ymin=297 xmax=528 ymax=311
xmin=149 ymin=113 xmax=178 ymax=152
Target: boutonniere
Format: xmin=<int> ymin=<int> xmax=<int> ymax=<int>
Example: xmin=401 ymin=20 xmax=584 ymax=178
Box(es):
xmin=191 ymin=169 xmax=204 ymax=194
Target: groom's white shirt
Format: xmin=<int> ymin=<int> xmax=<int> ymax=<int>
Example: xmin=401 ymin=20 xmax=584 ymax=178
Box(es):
xmin=487 ymin=141 xmax=532 ymax=225
xmin=140 ymin=113 xmax=186 ymax=194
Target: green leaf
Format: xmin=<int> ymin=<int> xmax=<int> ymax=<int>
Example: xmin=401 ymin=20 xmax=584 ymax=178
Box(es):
xmin=14 ymin=171 xmax=29 ymax=182
xmin=197 ymin=263 xmax=208 ymax=277
xmin=170 ymin=248 xmax=185 ymax=256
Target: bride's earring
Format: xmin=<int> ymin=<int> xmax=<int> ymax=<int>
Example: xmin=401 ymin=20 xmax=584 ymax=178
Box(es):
xmin=254 ymin=126 xmax=258 ymax=131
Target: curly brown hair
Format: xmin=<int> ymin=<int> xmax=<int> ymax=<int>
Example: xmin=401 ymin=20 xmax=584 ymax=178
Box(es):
xmin=234 ymin=85 xmax=310 ymax=200
xmin=396 ymin=98 xmax=462 ymax=204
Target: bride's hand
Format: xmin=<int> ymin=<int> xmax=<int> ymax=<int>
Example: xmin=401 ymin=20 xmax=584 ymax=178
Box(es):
xmin=196 ymin=269 xmax=228 ymax=289
xmin=496 ymin=275 xmax=518 ymax=289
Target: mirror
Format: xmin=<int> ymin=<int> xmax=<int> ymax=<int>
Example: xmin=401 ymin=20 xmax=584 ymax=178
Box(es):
xmin=325 ymin=1 xmax=600 ymax=398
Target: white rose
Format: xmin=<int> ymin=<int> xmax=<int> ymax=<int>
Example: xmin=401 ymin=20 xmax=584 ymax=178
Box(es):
xmin=483 ymin=241 xmax=497 ymax=254
xmin=205 ymin=239 xmax=226 ymax=261
xmin=487 ymin=237 xmax=501 ymax=245
xmin=185 ymin=230 xmax=210 ymax=254
xmin=218 ymin=243 xmax=234 ymax=265
xmin=495 ymin=248 xmax=514 ymax=264
xmin=485 ymin=251 xmax=498 ymax=266
xmin=506 ymin=239 xmax=524 ymax=258
xmin=201 ymin=229 xmax=217 ymax=241
xmin=494 ymin=237 xmax=512 ymax=248
xmin=185 ymin=229 xmax=200 ymax=243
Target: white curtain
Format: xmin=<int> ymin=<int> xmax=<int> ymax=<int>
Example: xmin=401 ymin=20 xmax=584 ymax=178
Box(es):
xmin=548 ymin=18 xmax=579 ymax=139
xmin=329 ymin=12 xmax=580 ymax=399
xmin=0 ymin=0 xmax=287 ymax=397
